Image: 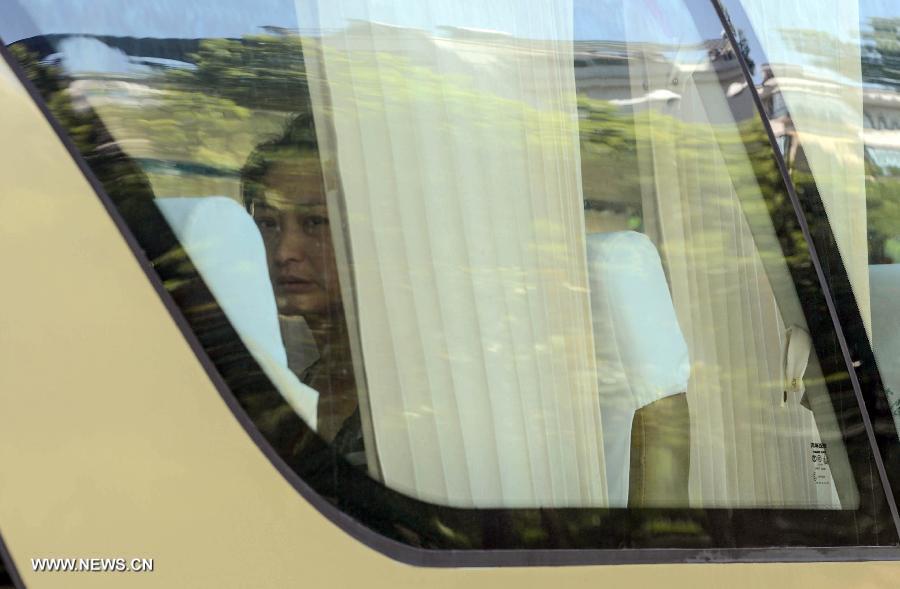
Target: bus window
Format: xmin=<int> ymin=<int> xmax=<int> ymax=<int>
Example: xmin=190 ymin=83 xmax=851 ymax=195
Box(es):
xmin=2 ymin=0 xmax=896 ymax=559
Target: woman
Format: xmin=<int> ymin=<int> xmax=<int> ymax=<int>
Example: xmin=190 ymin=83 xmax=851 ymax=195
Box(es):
xmin=241 ymin=114 xmax=364 ymax=465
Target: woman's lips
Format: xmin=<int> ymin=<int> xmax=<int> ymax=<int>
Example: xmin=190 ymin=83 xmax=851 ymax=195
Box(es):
xmin=278 ymin=278 xmax=318 ymax=293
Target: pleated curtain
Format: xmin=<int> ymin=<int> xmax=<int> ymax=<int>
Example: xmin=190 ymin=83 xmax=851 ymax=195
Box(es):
xmin=739 ymin=0 xmax=870 ymax=335
xmin=623 ymin=2 xmax=843 ymax=507
xmin=298 ymin=0 xmax=608 ymax=508
xmin=734 ymin=0 xmax=868 ymax=507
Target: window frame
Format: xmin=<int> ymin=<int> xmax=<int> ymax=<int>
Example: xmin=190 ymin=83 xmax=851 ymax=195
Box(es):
xmin=0 ymin=531 xmax=22 ymax=589
xmin=3 ymin=0 xmax=900 ymax=565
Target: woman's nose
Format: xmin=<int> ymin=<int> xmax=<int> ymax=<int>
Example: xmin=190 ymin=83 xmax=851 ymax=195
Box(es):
xmin=274 ymin=222 xmax=309 ymax=265
xmin=276 ymin=217 xmax=327 ymax=265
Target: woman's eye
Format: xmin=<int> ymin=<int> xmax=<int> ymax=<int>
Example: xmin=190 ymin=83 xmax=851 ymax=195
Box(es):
xmin=255 ymin=217 xmax=279 ymax=231
xmin=303 ymin=215 xmax=329 ymax=231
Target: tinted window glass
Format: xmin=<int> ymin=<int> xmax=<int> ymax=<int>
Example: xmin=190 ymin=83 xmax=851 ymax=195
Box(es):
xmin=3 ymin=0 xmax=895 ymax=554
xmin=716 ymin=0 xmax=900 ymax=514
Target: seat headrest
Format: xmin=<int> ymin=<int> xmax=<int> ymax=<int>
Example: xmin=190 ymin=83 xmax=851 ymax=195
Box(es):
xmin=586 ymin=231 xmax=690 ymax=409
xmin=155 ymin=196 xmax=318 ymax=427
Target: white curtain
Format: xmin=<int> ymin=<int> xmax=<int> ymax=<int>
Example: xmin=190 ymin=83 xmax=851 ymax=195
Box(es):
xmin=740 ymin=0 xmax=870 ymax=335
xmin=623 ymin=1 xmax=847 ymax=508
xmin=297 ymin=0 xmax=608 ymax=508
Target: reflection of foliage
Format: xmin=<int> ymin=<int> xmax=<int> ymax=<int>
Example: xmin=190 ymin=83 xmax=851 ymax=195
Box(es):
xmin=13 ymin=34 xmax=311 ymax=197
xmin=9 ymin=45 xmax=157 ymax=216
xmin=735 ymin=30 xmax=756 ymax=76
xmin=579 ymin=81 xmax=813 ymax=301
xmin=166 ymin=34 xmax=310 ymax=112
xmin=719 ymin=8 xmax=756 ymax=75
xmin=863 ymin=18 xmax=900 ymax=90
xmin=782 ymin=17 xmax=900 ymax=90
xmin=577 ymin=96 xmax=641 ymax=205
xmin=9 ymin=44 xmax=62 ymax=97
xmin=865 ymin=175 xmax=900 ymax=262
xmin=62 ymin=34 xmax=305 ymax=196
xmin=98 ymin=88 xmax=279 ymax=175
xmin=147 ymin=34 xmax=313 ymax=181
xmin=778 ymin=28 xmax=850 ymax=76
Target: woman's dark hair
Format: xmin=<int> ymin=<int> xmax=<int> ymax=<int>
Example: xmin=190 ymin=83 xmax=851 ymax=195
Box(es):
xmin=240 ymin=112 xmax=322 ymax=209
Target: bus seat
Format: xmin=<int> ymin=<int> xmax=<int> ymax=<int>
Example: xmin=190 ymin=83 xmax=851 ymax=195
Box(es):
xmin=586 ymin=231 xmax=691 ymax=506
xmin=155 ymin=196 xmax=318 ymax=429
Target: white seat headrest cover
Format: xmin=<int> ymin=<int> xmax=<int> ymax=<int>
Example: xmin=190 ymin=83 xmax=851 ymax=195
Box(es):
xmin=586 ymin=231 xmax=690 ymax=410
xmin=155 ymin=197 xmax=318 ymax=428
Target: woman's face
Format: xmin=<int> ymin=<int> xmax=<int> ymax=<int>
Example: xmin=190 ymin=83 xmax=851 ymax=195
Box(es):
xmin=251 ymin=157 xmax=342 ymax=319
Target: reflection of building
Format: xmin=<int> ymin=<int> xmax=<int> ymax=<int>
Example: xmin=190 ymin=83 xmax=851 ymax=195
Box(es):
xmin=864 ymin=88 xmax=900 ymax=130
xmin=575 ymin=35 xmax=900 ymax=177
xmin=863 ymin=89 xmax=900 ymax=172
xmin=572 ymin=37 xmax=751 ymax=232
xmin=755 ymin=64 xmax=900 ymax=174
xmin=574 ymin=38 xmax=749 ymax=119
xmin=752 ymin=62 xmax=900 ymax=264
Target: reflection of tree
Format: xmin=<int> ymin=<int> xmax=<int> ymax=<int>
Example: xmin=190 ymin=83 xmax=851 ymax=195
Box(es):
xmin=9 ymin=45 xmax=157 ymax=216
xmin=9 ymin=44 xmax=61 ymax=98
xmin=578 ymin=96 xmax=641 ymax=210
xmin=166 ymin=34 xmax=310 ymax=112
xmin=735 ymin=30 xmax=756 ymax=76
xmin=62 ymin=34 xmax=308 ymax=195
xmin=862 ymin=18 xmax=900 ymax=90
xmin=781 ymin=17 xmax=900 ymax=90
xmin=720 ymin=9 xmax=756 ymax=75
xmin=865 ymin=173 xmax=900 ymax=262
xmin=578 ymin=97 xmax=806 ymax=277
